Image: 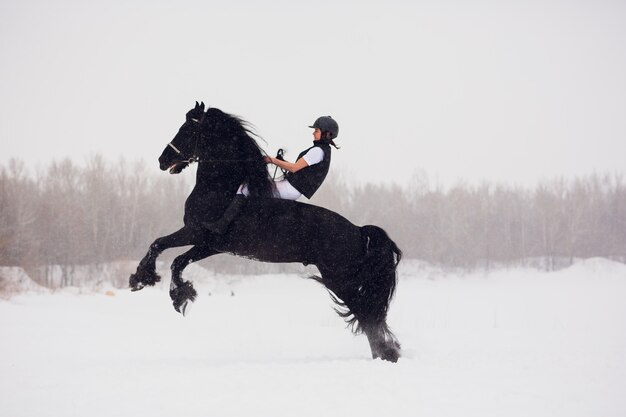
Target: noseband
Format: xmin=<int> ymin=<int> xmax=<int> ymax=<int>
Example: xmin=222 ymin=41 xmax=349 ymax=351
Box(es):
xmin=168 ymin=142 xmax=183 ymax=154
xmin=167 ymin=115 xmax=205 ymax=164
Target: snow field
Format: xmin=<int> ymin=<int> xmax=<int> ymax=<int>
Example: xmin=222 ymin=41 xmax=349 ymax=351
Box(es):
xmin=1 ymin=259 xmax=625 ymax=417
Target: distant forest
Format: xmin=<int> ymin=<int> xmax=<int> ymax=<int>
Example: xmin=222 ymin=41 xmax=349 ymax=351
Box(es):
xmin=1 ymin=156 xmax=625 ymax=280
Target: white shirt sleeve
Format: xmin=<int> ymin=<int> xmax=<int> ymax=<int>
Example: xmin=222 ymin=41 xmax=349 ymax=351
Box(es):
xmin=301 ymin=147 xmax=325 ymax=166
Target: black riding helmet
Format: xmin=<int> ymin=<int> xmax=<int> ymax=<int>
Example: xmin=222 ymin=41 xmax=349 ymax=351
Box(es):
xmin=309 ymin=116 xmax=339 ymax=140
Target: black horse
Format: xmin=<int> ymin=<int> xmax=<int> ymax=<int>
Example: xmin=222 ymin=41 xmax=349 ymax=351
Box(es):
xmin=129 ymin=102 xmax=402 ymax=362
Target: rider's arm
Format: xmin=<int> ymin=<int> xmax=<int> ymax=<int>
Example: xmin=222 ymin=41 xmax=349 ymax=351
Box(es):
xmin=265 ymin=156 xmax=308 ymax=173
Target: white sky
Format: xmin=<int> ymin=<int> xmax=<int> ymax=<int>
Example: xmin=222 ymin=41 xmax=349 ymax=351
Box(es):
xmin=1 ymin=0 xmax=625 ymax=187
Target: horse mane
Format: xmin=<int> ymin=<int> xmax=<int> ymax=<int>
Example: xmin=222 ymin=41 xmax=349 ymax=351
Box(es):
xmin=205 ymin=108 xmax=274 ymax=198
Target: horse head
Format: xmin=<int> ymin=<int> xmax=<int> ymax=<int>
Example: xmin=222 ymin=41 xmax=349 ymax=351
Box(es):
xmin=158 ymin=101 xmax=207 ymax=174
xmin=158 ymin=102 xmax=274 ymax=197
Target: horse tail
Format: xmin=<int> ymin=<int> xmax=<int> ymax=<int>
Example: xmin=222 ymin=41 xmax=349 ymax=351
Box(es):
xmin=356 ymin=225 xmax=401 ymax=329
xmin=319 ymin=225 xmax=401 ymax=336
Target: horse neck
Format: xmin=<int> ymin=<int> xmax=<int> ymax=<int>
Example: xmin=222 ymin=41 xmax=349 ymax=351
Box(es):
xmin=194 ymin=125 xmax=272 ymax=198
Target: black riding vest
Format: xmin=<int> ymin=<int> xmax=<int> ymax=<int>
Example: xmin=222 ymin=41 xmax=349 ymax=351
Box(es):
xmin=285 ymin=142 xmax=332 ymax=199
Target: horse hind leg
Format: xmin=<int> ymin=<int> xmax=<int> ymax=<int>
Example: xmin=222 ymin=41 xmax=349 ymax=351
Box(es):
xmin=169 ymin=245 xmax=218 ymax=316
xmin=363 ymin=322 xmax=401 ymax=363
xmin=318 ymin=264 xmax=401 ymax=361
xmin=340 ymin=287 xmax=401 ymax=362
xmin=313 ymin=271 xmax=400 ymax=363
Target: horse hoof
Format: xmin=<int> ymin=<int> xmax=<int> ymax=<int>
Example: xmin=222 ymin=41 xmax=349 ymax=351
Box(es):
xmin=129 ymin=268 xmax=161 ymax=290
xmin=379 ymin=346 xmax=401 ymax=363
xmin=178 ymin=300 xmax=193 ymax=316
xmin=129 ymin=273 xmax=145 ymax=291
xmin=382 ymin=351 xmax=400 ymax=363
xmin=174 ymin=299 xmax=193 ymax=316
xmin=371 ymin=342 xmax=401 ymax=363
xmin=170 ymin=282 xmax=197 ymax=315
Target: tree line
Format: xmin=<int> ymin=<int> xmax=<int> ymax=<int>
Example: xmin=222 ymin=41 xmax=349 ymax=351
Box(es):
xmin=314 ymin=171 xmax=626 ymax=271
xmin=1 ymin=156 xmax=625 ymax=283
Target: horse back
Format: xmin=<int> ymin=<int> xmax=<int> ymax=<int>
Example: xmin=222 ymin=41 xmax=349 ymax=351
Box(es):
xmin=217 ymin=198 xmax=364 ymax=266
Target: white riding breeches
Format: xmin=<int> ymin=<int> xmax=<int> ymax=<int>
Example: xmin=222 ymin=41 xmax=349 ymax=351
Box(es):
xmin=237 ymin=179 xmax=302 ymax=200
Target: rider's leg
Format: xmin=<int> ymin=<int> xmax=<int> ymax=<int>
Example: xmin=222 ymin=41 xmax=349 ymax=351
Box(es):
xmin=236 ymin=180 xmax=301 ymax=200
xmin=202 ymin=194 xmax=247 ymax=234
xmin=202 ymin=180 xmax=301 ymax=234
xmin=272 ymin=179 xmax=302 ymax=200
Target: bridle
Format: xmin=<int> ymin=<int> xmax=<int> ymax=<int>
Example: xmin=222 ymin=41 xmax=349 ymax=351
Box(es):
xmin=167 ymin=115 xmax=205 ymax=164
xmin=166 ymin=114 xmax=267 ymax=165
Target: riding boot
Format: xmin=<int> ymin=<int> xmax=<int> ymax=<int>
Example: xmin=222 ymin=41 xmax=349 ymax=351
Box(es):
xmin=203 ymin=194 xmax=247 ymax=234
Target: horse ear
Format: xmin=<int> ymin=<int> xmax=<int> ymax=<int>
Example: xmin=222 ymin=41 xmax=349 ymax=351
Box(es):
xmin=195 ymin=101 xmax=200 ymax=109
xmin=200 ymin=101 xmax=205 ymax=111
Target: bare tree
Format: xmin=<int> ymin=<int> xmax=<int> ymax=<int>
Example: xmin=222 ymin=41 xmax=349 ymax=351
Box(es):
xmin=2 ymin=157 xmax=625 ymax=285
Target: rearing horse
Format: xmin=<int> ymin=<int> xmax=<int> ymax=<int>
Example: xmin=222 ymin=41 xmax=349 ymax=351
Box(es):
xmin=129 ymin=102 xmax=402 ymax=362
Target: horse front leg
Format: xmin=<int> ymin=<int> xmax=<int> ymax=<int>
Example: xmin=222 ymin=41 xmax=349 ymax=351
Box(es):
xmin=169 ymin=245 xmax=219 ymax=315
xmin=129 ymin=227 xmax=193 ymax=291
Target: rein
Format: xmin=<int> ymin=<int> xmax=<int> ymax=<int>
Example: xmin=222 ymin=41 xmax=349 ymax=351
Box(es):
xmin=167 ymin=146 xmax=259 ymax=165
xmin=272 ymin=148 xmax=287 ymax=180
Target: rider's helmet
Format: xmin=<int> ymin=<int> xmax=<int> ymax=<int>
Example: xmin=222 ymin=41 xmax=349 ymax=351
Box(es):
xmin=309 ymin=116 xmax=339 ymax=140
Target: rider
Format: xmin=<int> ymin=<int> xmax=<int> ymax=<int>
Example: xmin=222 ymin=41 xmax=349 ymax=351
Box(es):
xmin=203 ymin=116 xmax=339 ymax=234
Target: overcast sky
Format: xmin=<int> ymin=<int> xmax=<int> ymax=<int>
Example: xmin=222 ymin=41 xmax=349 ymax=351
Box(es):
xmin=1 ymin=0 xmax=625 ymax=187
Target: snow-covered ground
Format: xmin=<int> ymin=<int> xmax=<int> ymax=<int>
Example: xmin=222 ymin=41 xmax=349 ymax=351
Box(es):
xmin=1 ymin=258 xmax=625 ymax=417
